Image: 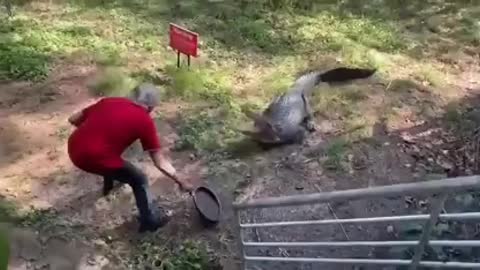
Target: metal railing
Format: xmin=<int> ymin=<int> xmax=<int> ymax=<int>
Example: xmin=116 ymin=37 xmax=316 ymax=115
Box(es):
xmin=232 ymin=175 xmax=480 ymax=269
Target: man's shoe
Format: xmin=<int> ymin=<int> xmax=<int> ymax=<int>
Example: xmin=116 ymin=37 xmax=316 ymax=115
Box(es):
xmin=103 ymin=179 xmax=124 ymax=197
xmin=138 ymin=214 xmax=171 ymax=233
xmin=103 ymin=179 xmax=114 ymax=196
xmin=138 ymin=207 xmax=173 ymax=233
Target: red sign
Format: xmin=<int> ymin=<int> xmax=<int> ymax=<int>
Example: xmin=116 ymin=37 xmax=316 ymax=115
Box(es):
xmin=169 ymin=23 xmax=199 ymax=57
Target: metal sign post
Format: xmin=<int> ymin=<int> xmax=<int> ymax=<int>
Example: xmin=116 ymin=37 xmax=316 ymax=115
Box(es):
xmin=169 ymin=23 xmax=199 ymax=68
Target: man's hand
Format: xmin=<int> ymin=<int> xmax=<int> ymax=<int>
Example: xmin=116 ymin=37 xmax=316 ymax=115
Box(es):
xmin=150 ymin=151 xmax=197 ymax=193
xmin=177 ymin=180 xmax=194 ymax=193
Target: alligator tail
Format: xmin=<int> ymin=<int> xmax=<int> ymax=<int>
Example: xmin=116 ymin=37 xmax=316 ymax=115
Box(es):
xmin=318 ymin=67 xmax=376 ymax=83
xmin=291 ymin=67 xmax=376 ymax=95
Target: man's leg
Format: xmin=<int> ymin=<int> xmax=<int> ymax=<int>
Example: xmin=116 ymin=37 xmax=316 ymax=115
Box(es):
xmin=301 ymin=94 xmax=317 ymax=132
xmin=104 ymin=162 xmax=169 ymax=232
xmin=102 ymin=176 xmax=126 ymax=197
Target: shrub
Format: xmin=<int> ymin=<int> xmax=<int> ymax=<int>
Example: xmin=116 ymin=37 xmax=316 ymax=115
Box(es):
xmin=162 ymin=241 xmax=215 ymax=270
xmin=0 ymin=43 xmax=50 ymax=81
xmin=88 ymin=66 xmax=138 ymax=97
xmin=174 ymin=109 xmax=239 ymax=153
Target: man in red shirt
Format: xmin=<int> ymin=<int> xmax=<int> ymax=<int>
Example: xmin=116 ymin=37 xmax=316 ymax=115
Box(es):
xmin=67 ymin=83 xmax=193 ymax=233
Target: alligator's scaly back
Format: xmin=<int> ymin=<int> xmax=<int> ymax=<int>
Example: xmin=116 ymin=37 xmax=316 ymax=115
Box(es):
xmin=288 ymin=71 xmax=324 ymax=96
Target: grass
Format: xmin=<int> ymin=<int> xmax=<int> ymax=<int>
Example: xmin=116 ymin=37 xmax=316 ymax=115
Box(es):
xmin=0 ymin=13 xmax=123 ymax=80
xmin=162 ymin=241 xmax=220 ymax=270
xmin=324 ymin=138 xmax=350 ymax=171
xmin=127 ymin=239 xmax=220 ymax=270
xmin=0 ymin=199 xmax=51 ymax=269
xmin=0 ymin=228 xmax=7 ymax=270
xmin=0 ymin=198 xmax=59 ymax=267
xmin=0 ymin=197 xmax=19 ymax=222
xmin=163 ymin=65 xmax=236 ymax=107
xmin=88 ymin=66 xmax=138 ymax=96
xmin=0 ymin=197 xmax=61 ymax=229
xmin=415 ymin=64 xmax=447 ymax=88
xmin=444 ymin=104 xmax=479 ymax=136
xmin=173 ymin=108 xmax=241 ymax=154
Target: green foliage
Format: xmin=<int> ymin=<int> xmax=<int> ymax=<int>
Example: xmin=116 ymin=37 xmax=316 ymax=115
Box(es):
xmin=174 ymin=109 xmax=240 ymax=153
xmin=89 ymin=67 xmax=138 ymax=96
xmin=294 ymin=13 xmax=406 ymax=54
xmin=127 ymin=239 xmax=166 ymax=269
xmin=164 ymin=65 xmax=244 ymax=153
xmin=416 ymin=65 xmax=446 ymax=88
xmin=19 ymin=208 xmax=58 ymax=228
xmin=94 ymin=48 xmax=124 ymax=66
xmin=0 ymin=199 xmax=59 ymax=229
xmin=258 ymin=69 xmax=296 ymax=97
xmin=0 ymin=199 xmax=52 ymax=270
xmin=164 ymin=66 xmax=205 ymax=99
xmin=227 ymin=16 xmax=286 ymax=53
xmin=273 ymin=0 xmax=311 ymax=10
xmin=444 ymin=105 xmax=478 ymax=136
xmin=164 ymin=65 xmax=236 ymax=108
xmin=0 ymin=198 xmax=20 ymax=222
xmin=0 ymin=18 xmax=51 ymax=80
xmin=0 ymin=13 xmax=126 ymax=81
xmin=127 ymin=240 xmax=219 ymax=270
xmin=162 ymin=241 xmax=214 ymax=270
xmin=0 ymin=228 xmax=8 ymax=270
xmin=0 ymin=44 xmax=50 ymax=81
xmin=324 ymin=138 xmax=349 ymax=171
xmin=165 ymin=0 xmax=407 ymax=59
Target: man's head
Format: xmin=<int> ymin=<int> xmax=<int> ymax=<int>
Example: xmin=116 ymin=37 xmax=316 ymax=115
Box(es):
xmin=130 ymin=83 xmax=160 ymax=113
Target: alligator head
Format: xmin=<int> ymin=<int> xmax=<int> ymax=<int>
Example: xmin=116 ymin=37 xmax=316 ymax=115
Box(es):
xmin=239 ymin=111 xmax=282 ymax=144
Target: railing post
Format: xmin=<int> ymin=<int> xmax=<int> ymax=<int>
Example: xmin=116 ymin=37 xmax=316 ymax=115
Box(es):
xmin=232 ymin=178 xmax=480 ymax=269
xmin=409 ymin=193 xmax=448 ymax=270
xmin=234 ymin=208 xmax=246 ymax=270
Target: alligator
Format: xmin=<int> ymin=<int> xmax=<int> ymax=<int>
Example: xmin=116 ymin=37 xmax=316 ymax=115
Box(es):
xmin=240 ymin=67 xmax=376 ymax=145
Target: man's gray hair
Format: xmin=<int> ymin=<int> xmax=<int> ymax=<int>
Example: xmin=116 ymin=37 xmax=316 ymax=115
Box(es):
xmin=130 ymin=83 xmax=160 ymax=108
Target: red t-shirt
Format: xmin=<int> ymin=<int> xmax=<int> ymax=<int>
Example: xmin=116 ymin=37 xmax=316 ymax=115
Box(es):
xmin=68 ymin=97 xmax=161 ymax=174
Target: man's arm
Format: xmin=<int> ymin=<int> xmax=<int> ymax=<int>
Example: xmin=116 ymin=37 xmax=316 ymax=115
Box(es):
xmin=149 ymin=150 xmax=176 ymax=180
xmin=149 ymin=150 xmax=193 ymax=191
xmin=140 ymin=118 xmax=193 ymax=191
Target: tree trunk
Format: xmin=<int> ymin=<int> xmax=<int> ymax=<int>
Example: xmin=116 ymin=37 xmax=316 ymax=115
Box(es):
xmin=4 ymin=0 xmax=13 ymax=17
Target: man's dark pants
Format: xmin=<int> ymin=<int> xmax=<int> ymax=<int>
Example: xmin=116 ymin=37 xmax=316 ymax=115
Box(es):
xmin=102 ymin=161 xmax=155 ymax=224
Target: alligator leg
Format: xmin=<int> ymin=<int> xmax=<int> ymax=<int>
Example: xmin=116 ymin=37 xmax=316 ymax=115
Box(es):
xmin=292 ymin=128 xmax=307 ymax=144
xmin=301 ymin=94 xmax=316 ymax=132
